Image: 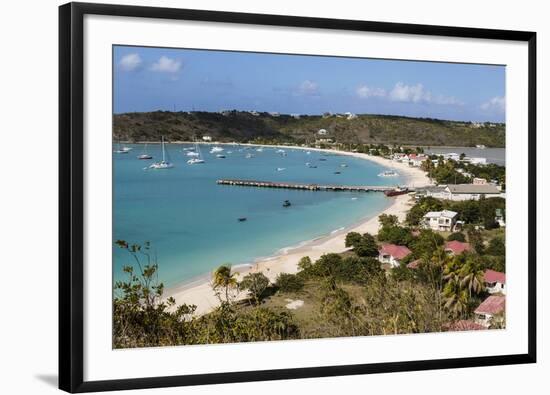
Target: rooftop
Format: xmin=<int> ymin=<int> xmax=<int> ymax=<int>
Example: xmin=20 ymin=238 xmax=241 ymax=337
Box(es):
xmin=444 ymin=240 xmax=472 ymax=255
xmin=475 ymin=295 xmax=506 ymax=315
xmin=484 ymin=269 xmax=506 ymax=284
xmin=424 ymin=210 xmax=458 ymax=219
xmin=379 ymin=244 xmax=412 ymax=260
xmin=443 ymin=320 xmax=486 ymax=332
xmin=446 ymin=184 xmax=501 ymax=194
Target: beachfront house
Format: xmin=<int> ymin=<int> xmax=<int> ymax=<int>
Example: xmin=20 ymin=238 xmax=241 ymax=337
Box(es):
xmin=408 ymin=154 xmax=429 ymax=167
xmin=441 ymin=184 xmax=502 ymax=201
xmin=202 ymin=135 xmax=212 ymax=142
xmin=318 ymin=128 xmax=328 ymax=135
xmin=444 ymin=240 xmax=472 ymax=256
xmin=422 ymin=210 xmax=458 ymax=232
xmin=474 ymin=295 xmax=505 ymax=327
xmin=378 ymin=244 xmax=412 ymax=268
xmin=484 ymin=269 xmax=506 ymax=295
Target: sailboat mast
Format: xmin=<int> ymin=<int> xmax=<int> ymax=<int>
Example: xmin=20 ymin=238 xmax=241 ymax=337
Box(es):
xmin=161 ymin=137 xmax=166 ymax=162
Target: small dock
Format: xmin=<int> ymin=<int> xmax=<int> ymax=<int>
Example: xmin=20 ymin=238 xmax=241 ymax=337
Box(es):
xmin=216 ymin=179 xmax=413 ymax=193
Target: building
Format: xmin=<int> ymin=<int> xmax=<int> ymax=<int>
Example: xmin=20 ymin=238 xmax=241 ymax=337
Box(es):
xmin=414 ymin=185 xmax=448 ymax=200
xmin=465 ymin=157 xmax=487 ymax=165
xmin=407 ymin=259 xmax=422 ymax=270
xmin=316 ymin=138 xmax=333 ymax=144
xmin=344 ymin=112 xmax=357 ymax=119
xmin=444 ymin=240 xmax=472 ymax=256
xmin=201 ymin=135 xmax=212 ymax=142
xmin=474 ymin=295 xmax=505 ymax=327
xmin=472 ymin=177 xmax=488 ymax=185
xmin=378 ymin=244 xmax=412 ymax=268
xmin=484 ymin=269 xmax=506 ymax=294
xmin=443 ymin=320 xmax=486 ymax=332
xmin=317 ymin=128 xmax=328 ymax=135
xmin=422 ymin=210 xmax=458 ymax=231
xmin=408 ymin=153 xmax=429 ymax=167
xmin=495 ymin=208 xmax=505 ymax=227
xmin=269 ymin=111 xmax=280 ymax=117
xmin=442 ymin=184 xmax=502 ymax=201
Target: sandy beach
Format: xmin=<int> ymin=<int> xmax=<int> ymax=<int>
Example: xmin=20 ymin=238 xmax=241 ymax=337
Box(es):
xmin=164 ymin=147 xmax=432 ymax=315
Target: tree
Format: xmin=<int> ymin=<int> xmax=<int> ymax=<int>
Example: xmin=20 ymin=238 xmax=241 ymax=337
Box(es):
xmin=378 ymin=225 xmax=412 ymax=246
xmin=239 ymin=272 xmax=270 ymax=305
xmin=379 ymin=213 xmax=399 ymax=228
xmin=212 ymin=264 xmax=238 ymax=303
xmin=486 ymin=236 xmax=505 ymax=256
xmin=113 ymin=240 xmax=197 ymax=348
xmin=345 ymin=232 xmax=362 ymax=248
xmin=447 ymin=232 xmax=466 ymax=242
xmin=459 ymin=255 xmax=486 ymax=298
xmin=275 ymin=273 xmax=305 ymax=293
xmin=354 ymin=233 xmax=379 ymax=257
xmin=410 ymin=229 xmax=444 ymax=258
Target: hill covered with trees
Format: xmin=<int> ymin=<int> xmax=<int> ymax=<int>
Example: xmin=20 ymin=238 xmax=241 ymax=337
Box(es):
xmin=113 ymin=111 xmax=505 ymax=148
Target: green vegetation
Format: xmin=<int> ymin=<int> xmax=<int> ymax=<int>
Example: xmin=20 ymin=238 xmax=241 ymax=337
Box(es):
xmin=113 ymin=224 xmax=505 ymax=348
xmin=407 ymin=196 xmax=506 ymax=229
xmin=422 ymin=157 xmax=506 ymax=186
xmin=113 ymin=111 xmax=505 ymax=147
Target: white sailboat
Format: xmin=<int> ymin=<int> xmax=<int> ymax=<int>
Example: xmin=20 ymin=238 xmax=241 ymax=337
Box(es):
xmin=148 ymin=137 xmax=174 ymax=169
xmin=137 ymin=143 xmax=153 ymax=159
xmin=114 ymin=141 xmax=129 ymax=154
xmin=187 ymin=138 xmax=205 ymax=164
xmin=210 ymin=146 xmax=224 ymax=154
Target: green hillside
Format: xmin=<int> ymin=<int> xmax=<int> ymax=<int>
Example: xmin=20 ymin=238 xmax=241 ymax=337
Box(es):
xmin=113 ymin=111 xmax=505 ymax=147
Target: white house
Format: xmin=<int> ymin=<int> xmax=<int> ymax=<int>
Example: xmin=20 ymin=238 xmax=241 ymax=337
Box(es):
xmin=415 ymin=185 xmax=448 ymax=200
xmin=442 ymin=184 xmax=502 ymax=201
xmin=378 ymin=244 xmax=412 ymax=268
xmin=474 ymin=295 xmax=505 ymax=327
xmin=202 ymin=135 xmax=212 ymax=142
xmin=484 ymin=270 xmax=506 ymax=295
xmin=464 ymin=157 xmax=487 ymax=165
xmin=422 ymin=210 xmax=458 ymax=232
xmin=318 ymin=128 xmax=328 ymax=135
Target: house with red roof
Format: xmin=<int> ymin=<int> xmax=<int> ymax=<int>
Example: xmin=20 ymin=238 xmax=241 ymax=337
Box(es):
xmin=378 ymin=244 xmax=412 ymax=268
xmin=484 ymin=269 xmax=506 ymax=295
xmin=407 ymin=259 xmax=422 ymax=270
xmin=443 ymin=320 xmax=486 ymax=332
xmin=474 ymin=295 xmax=505 ymax=327
xmin=444 ymin=240 xmax=472 ymax=256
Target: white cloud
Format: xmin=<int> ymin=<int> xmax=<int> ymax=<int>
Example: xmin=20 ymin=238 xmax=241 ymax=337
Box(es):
xmin=481 ymin=96 xmax=505 ymax=112
xmin=118 ymin=53 xmax=142 ymax=71
xmin=356 ymin=85 xmax=386 ymax=99
xmin=389 ymin=82 xmax=428 ymax=103
xmin=388 ymin=82 xmax=463 ymax=105
xmin=296 ymin=80 xmax=319 ymax=96
xmin=151 ymin=56 xmax=182 ymax=73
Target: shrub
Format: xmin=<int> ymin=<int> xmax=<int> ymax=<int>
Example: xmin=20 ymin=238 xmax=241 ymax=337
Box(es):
xmin=447 ymin=232 xmax=466 ymax=242
xmin=275 ymin=273 xmax=305 ymax=293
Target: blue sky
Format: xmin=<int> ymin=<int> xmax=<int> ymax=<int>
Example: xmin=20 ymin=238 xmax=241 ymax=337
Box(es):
xmin=114 ymin=46 xmax=505 ymax=122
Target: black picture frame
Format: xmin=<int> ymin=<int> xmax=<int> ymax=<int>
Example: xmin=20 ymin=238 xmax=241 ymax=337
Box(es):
xmin=59 ymin=2 xmax=537 ymax=393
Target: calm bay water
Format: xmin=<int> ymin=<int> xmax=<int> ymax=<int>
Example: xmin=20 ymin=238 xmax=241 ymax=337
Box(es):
xmin=113 ymin=144 xmax=403 ymax=287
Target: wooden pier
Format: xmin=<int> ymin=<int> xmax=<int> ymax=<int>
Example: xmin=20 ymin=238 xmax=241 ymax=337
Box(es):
xmin=216 ymin=179 xmax=413 ymax=193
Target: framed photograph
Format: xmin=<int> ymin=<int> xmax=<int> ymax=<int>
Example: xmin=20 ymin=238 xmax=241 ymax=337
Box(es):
xmin=59 ymin=2 xmax=536 ymax=393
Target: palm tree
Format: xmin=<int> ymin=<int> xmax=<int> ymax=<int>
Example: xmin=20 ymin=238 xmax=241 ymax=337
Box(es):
xmin=212 ymin=264 xmax=238 ymax=303
xmin=442 ymin=277 xmax=469 ymax=318
xmin=459 ymin=256 xmax=485 ymax=298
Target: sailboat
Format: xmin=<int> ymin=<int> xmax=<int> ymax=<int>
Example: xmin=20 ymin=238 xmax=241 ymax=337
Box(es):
xmin=148 ymin=137 xmax=174 ymax=169
xmin=187 ymin=138 xmax=205 ymax=164
xmin=114 ymin=140 xmax=129 ymax=154
xmin=137 ymin=143 xmax=153 ymax=160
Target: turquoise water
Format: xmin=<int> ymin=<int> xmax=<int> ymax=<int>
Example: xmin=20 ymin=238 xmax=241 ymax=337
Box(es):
xmin=113 ymin=144 xmax=405 ymax=287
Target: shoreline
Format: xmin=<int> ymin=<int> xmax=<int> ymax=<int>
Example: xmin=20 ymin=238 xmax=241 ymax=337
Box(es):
xmin=161 ymin=145 xmax=432 ymax=315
